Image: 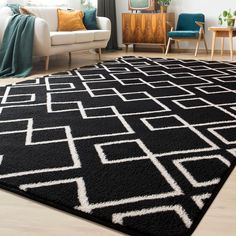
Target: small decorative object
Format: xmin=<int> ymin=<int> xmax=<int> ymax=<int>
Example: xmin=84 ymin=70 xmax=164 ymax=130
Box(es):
xmin=81 ymin=0 xmax=94 ymax=9
xmin=218 ymin=9 xmax=236 ymax=27
xmin=128 ymin=0 xmax=158 ymax=12
xmin=158 ymin=0 xmax=171 ymax=13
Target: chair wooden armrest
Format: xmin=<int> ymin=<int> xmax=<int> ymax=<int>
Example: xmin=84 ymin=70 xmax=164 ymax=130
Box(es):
xmin=166 ymin=21 xmax=174 ymax=31
xmin=195 ymin=21 xmax=205 ymax=28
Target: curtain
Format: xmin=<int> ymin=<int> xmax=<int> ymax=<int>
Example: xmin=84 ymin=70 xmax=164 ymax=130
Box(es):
xmin=97 ymin=0 xmax=118 ymax=50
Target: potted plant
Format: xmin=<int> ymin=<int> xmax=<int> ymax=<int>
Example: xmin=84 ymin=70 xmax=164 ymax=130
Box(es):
xmin=218 ymin=9 xmax=236 ymax=27
xmin=158 ymin=0 xmax=172 ymax=13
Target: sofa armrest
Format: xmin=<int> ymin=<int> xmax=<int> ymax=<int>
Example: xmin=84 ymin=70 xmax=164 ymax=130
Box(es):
xmin=0 ymin=7 xmax=50 ymax=57
xmin=96 ymin=17 xmax=111 ymax=31
xmin=0 ymin=7 xmax=13 ymax=45
xmin=33 ymin=17 xmax=51 ymax=57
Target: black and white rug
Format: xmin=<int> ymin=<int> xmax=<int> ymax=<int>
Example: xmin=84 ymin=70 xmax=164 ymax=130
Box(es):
xmin=0 ymin=56 xmax=235 ymax=236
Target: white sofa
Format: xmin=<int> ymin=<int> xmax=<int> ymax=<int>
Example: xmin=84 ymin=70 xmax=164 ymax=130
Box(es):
xmin=0 ymin=6 xmax=111 ymax=70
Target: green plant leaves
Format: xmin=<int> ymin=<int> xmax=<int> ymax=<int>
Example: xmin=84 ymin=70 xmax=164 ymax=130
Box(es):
xmin=223 ymin=10 xmax=228 ymax=17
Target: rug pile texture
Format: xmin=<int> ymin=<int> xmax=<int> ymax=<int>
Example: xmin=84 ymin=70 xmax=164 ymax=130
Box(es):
xmin=0 ymin=56 xmax=235 ymax=236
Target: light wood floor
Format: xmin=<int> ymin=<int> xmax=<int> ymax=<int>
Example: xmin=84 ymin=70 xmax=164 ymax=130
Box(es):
xmin=0 ymin=50 xmax=235 ymax=236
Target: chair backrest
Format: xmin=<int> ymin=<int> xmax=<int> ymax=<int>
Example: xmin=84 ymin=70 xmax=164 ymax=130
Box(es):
xmin=176 ymin=13 xmax=205 ymax=31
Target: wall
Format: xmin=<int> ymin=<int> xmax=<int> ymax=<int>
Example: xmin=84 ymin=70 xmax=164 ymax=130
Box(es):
xmin=4 ymin=0 xmax=236 ymax=50
xmin=116 ymin=0 xmax=236 ymax=50
xmin=68 ymin=0 xmax=81 ymax=9
xmin=3 ymin=0 xmax=81 ymax=8
xmin=5 ymin=0 xmax=27 ymax=4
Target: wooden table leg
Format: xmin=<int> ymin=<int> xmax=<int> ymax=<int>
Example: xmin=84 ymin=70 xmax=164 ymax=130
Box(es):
xmin=125 ymin=44 xmax=128 ymax=53
xmin=211 ymin=31 xmax=216 ymax=60
xmin=229 ymin=31 xmax=233 ymax=61
xmin=221 ymin=37 xmax=224 ymax=56
xmin=161 ymin=45 xmax=165 ymax=54
xmin=176 ymin=41 xmax=180 ymax=50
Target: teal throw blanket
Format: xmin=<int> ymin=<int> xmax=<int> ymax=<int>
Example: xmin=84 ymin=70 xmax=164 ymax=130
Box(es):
xmin=0 ymin=14 xmax=35 ymax=78
xmin=6 ymin=4 xmax=21 ymax=14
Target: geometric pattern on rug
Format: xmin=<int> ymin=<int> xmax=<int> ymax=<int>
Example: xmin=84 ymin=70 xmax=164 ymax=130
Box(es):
xmin=0 ymin=56 xmax=235 ymax=236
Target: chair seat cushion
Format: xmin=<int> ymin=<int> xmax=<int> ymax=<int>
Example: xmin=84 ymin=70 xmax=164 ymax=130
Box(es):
xmin=50 ymin=31 xmax=94 ymax=46
xmin=168 ymin=31 xmax=199 ymax=38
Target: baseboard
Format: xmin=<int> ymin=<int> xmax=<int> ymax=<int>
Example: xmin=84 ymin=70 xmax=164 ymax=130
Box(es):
xmin=121 ymin=45 xmax=236 ymax=54
xmin=123 ymin=44 xmax=164 ymax=52
xmin=171 ymin=48 xmax=236 ymax=54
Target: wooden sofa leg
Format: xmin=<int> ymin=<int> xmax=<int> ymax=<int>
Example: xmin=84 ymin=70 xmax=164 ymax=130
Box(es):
xmin=98 ymin=48 xmax=102 ymax=61
xmin=45 ymin=56 xmax=49 ymax=71
xmin=69 ymin=52 xmax=72 ymax=65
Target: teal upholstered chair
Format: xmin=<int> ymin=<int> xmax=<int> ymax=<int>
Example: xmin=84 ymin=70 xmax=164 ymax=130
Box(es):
xmin=165 ymin=13 xmax=208 ymax=56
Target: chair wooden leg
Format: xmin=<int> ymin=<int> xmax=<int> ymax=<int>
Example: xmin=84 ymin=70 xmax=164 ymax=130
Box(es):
xmin=98 ymin=48 xmax=102 ymax=61
xmin=69 ymin=52 xmax=72 ymax=65
xmin=45 ymin=56 xmax=49 ymax=71
xmin=165 ymin=38 xmax=172 ymax=56
xmin=195 ymin=37 xmax=201 ymax=57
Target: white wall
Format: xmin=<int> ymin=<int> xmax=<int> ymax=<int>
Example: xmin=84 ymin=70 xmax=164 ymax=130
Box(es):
xmin=116 ymin=0 xmax=236 ymax=50
xmin=5 ymin=0 xmax=27 ymax=4
xmin=68 ymin=0 xmax=81 ymax=9
xmin=116 ymin=0 xmax=127 ymax=48
xmin=4 ymin=0 xmax=81 ymax=8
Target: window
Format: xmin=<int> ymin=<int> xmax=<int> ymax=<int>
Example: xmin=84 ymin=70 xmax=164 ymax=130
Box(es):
xmin=81 ymin=0 xmax=97 ymax=9
xmin=26 ymin=0 xmax=97 ymax=8
xmin=27 ymin=0 xmax=68 ymax=7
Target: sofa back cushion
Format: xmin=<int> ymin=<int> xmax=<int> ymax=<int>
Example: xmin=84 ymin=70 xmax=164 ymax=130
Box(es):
xmin=23 ymin=7 xmax=59 ymax=31
xmin=0 ymin=7 xmax=13 ymax=45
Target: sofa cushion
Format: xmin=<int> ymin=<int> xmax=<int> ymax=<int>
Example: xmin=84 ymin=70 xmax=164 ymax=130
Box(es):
xmin=75 ymin=31 xmax=94 ymax=43
xmin=57 ymin=9 xmax=86 ymax=31
xmin=51 ymin=32 xmax=76 ymax=46
xmin=50 ymin=31 xmax=94 ymax=46
xmin=23 ymin=7 xmax=58 ymax=31
xmin=168 ymin=31 xmax=199 ymax=38
xmin=83 ymin=9 xmax=98 ymax=30
xmin=0 ymin=7 xmax=13 ymax=45
xmin=89 ymin=30 xmax=110 ymax=41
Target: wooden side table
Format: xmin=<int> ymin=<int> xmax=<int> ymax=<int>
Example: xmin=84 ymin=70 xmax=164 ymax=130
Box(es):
xmin=208 ymin=27 xmax=236 ymax=61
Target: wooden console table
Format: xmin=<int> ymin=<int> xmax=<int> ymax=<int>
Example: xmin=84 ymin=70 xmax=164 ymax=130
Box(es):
xmin=122 ymin=13 xmax=175 ymax=52
xmin=208 ymin=27 xmax=236 ymax=61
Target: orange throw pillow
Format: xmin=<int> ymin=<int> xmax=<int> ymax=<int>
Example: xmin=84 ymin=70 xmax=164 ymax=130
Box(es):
xmin=57 ymin=9 xmax=87 ymax=31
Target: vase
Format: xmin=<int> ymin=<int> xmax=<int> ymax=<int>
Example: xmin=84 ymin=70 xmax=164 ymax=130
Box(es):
xmin=160 ymin=6 xmax=168 ymax=13
xmin=227 ymin=18 xmax=235 ymax=27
